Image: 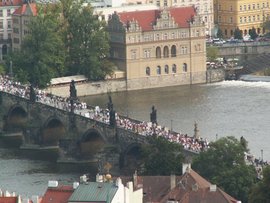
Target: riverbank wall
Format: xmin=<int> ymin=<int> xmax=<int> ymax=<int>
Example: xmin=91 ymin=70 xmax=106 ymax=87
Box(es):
xmin=47 ymin=69 xmax=224 ymax=97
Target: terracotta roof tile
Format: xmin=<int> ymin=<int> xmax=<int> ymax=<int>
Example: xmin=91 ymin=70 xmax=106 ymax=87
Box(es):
xmin=0 ymin=0 xmax=23 ymax=7
xmin=0 ymin=197 xmax=17 ymax=203
xmin=40 ymin=185 xmax=74 ymax=203
xmin=13 ymin=3 xmax=37 ymax=16
xmin=117 ymin=6 xmax=195 ymax=31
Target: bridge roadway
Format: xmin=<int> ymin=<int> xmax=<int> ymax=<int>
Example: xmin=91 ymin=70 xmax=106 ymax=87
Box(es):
xmin=0 ymin=77 xmax=205 ymax=174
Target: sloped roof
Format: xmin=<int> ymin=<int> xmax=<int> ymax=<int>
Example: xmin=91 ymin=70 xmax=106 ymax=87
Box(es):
xmin=0 ymin=197 xmax=18 ymax=203
xmin=0 ymin=0 xmax=23 ymax=6
xmin=68 ymin=182 xmax=118 ymax=202
xmin=41 ymin=185 xmax=74 ymax=203
xmin=120 ymin=169 xmax=239 ymax=203
xmin=117 ymin=6 xmax=195 ymax=31
xmin=13 ymin=3 xmax=37 ymax=16
xmin=160 ymin=169 xmax=239 ymax=203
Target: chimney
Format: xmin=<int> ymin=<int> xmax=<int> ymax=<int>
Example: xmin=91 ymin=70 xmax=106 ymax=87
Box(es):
xmin=73 ymin=182 xmax=79 ymax=189
xmin=182 ymin=163 xmax=191 ymax=174
xmin=209 ymin=184 xmax=217 ymax=192
xmin=170 ymin=174 xmax=176 ymax=190
xmin=133 ymin=170 xmax=138 ymax=188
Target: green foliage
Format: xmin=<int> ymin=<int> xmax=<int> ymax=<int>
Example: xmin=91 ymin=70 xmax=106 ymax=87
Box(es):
xmin=11 ymin=4 xmax=65 ymax=88
xmin=9 ymin=0 xmax=113 ymax=87
xmin=249 ymin=27 xmax=258 ymax=40
xmin=141 ymin=136 xmax=184 ymax=175
xmin=234 ymin=28 xmax=243 ymax=39
xmin=262 ymin=20 xmax=270 ymax=33
xmin=63 ymin=1 xmax=113 ymax=80
xmin=249 ymin=166 xmax=270 ymax=203
xmin=216 ymin=28 xmax=223 ymax=39
xmin=206 ymin=46 xmax=219 ymax=62
xmin=192 ymin=136 xmax=256 ymax=202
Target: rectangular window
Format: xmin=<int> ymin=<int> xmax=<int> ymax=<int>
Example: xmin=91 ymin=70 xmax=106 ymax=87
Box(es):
xmin=0 ymin=21 xmax=3 ymax=29
xmin=0 ymin=33 xmax=3 ymax=40
xmin=7 ymin=9 xmax=11 ymax=16
xmin=240 ymin=17 xmax=242 ymax=23
xmin=13 ymin=28 xmax=19 ymax=34
xmin=8 ymin=33 xmax=11 ymax=39
xmin=13 ymin=18 xmax=19 ymax=24
xmin=13 ymin=38 xmax=19 ymax=44
xmin=131 ymin=50 xmax=136 ymax=59
xmin=7 ymin=21 xmax=11 ymax=29
xmin=0 ymin=10 xmax=2 ymax=17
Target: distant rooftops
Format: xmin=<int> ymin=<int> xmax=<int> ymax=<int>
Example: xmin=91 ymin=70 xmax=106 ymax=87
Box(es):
xmin=116 ymin=6 xmax=196 ymax=31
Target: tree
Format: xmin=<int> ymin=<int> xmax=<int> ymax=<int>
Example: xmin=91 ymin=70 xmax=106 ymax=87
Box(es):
xmin=262 ymin=19 xmax=270 ymax=34
xmin=141 ymin=136 xmax=184 ymax=175
xmin=192 ymin=136 xmax=256 ymax=202
xmin=249 ymin=166 xmax=270 ymax=203
xmin=249 ymin=27 xmax=258 ymax=40
xmin=206 ymin=46 xmax=219 ymax=62
xmin=216 ymin=28 xmax=223 ymax=39
xmin=234 ymin=27 xmax=243 ymax=39
xmin=63 ymin=0 xmax=113 ymax=80
xmin=11 ymin=4 xmax=65 ymax=87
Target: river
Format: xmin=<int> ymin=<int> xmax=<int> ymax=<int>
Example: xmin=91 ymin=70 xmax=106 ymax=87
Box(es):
xmin=0 ymin=80 xmax=270 ymax=197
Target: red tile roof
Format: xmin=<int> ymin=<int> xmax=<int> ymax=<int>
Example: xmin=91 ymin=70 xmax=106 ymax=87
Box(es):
xmin=117 ymin=6 xmax=196 ymax=31
xmin=40 ymin=185 xmax=74 ymax=203
xmin=13 ymin=3 xmax=37 ymax=16
xmin=0 ymin=197 xmax=17 ymax=203
xmin=0 ymin=0 xmax=23 ymax=7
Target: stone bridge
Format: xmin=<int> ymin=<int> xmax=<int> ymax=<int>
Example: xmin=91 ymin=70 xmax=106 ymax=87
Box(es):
xmin=0 ymin=91 xmax=153 ymax=174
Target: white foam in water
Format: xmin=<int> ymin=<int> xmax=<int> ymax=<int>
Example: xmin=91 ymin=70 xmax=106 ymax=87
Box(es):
xmin=209 ymin=80 xmax=270 ymax=89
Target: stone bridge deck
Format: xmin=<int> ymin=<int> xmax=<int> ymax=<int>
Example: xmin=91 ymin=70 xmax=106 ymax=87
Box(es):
xmin=0 ymin=79 xmax=203 ymax=174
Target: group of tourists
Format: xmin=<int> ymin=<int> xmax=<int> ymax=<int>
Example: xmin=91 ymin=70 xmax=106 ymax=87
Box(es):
xmin=0 ymin=75 xmax=210 ymax=153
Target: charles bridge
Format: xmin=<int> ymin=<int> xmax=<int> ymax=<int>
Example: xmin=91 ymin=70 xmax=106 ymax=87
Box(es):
xmin=0 ymin=90 xmax=196 ymax=174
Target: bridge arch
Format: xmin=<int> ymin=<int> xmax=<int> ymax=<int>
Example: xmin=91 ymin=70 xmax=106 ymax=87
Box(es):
xmin=120 ymin=143 xmax=142 ymax=174
xmin=41 ymin=116 xmax=66 ymax=146
xmin=4 ymin=105 xmax=27 ymax=132
xmin=78 ymin=128 xmax=107 ymax=158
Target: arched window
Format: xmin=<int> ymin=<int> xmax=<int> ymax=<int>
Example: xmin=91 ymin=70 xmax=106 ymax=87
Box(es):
xmin=156 ymin=66 xmax=161 ymax=75
xmin=171 ymin=45 xmax=176 ymax=57
xmin=146 ymin=67 xmax=150 ymax=76
xmin=156 ymin=47 xmax=161 ymax=58
xmin=163 ymin=46 xmax=169 ymax=58
xmin=183 ymin=63 xmax=188 ymax=72
xmin=164 ymin=65 xmax=169 ymax=74
xmin=172 ymin=64 xmax=177 ymax=73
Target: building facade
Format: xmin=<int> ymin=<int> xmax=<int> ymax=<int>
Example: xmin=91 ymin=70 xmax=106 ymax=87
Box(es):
xmin=107 ymin=7 xmax=206 ymax=90
xmin=144 ymin=0 xmax=214 ymax=36
xmin=214 ymin=0 xmax=270 ymax=38
xmin=0 ymin=0 xmax=23 ymax=61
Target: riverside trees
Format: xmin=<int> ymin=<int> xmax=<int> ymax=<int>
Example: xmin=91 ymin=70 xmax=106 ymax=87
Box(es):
xmin=8 ymin=0 xmax=113 ymax=88
xmin=192 ymin=136 xmax=257 ymax=203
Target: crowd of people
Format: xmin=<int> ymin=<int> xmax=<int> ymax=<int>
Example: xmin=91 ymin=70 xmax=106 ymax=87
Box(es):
xmin=0 ymin=75 xmax=209 ymax=153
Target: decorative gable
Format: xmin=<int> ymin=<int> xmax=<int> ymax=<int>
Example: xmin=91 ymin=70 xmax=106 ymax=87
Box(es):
xmin=153 ymin=9 xmax=178 ymax=30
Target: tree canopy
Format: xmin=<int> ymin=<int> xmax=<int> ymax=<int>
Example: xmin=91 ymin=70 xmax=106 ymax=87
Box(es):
xmin=206 ymin=46 xmax=219 ymax=62
xmin=63 ymin=0 xmax=113 ymax=80
xmin=249 ymin=166 xmax=270 ymax=203
xmin=192 ymin=136 xmax=256 ymax=203
xmin=10 ymin=4 xmax=65 ymax=87
xmin=8 ymin=0 xmax=113 ymax=87
xmin=234 ymin=27 xmax=243 ymax=39
xmin=141 ymin=136 xmax=184 ymax=175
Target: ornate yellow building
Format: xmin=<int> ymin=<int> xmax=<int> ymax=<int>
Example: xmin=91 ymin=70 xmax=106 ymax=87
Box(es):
xmin=214 ymin=0 xmax=270 ymax=38
xmin=107 ymin=7 xmax=206 ymax=90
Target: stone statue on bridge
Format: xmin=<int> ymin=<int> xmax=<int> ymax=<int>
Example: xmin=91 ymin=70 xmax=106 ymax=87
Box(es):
xmin=107 ymin=95 xmax=113 ymax=111
xmin=107 ymin=95 xmax=116 ymax=127
xmin=69 ymin=80 xmax=77 ymax=100
xmin=150 ymin=105 xmax=157 ymax=124
xmin=29 ymin=84 xmax=36 ymax=103
xmin=194 ymin=121 xmax=199 ymax=139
